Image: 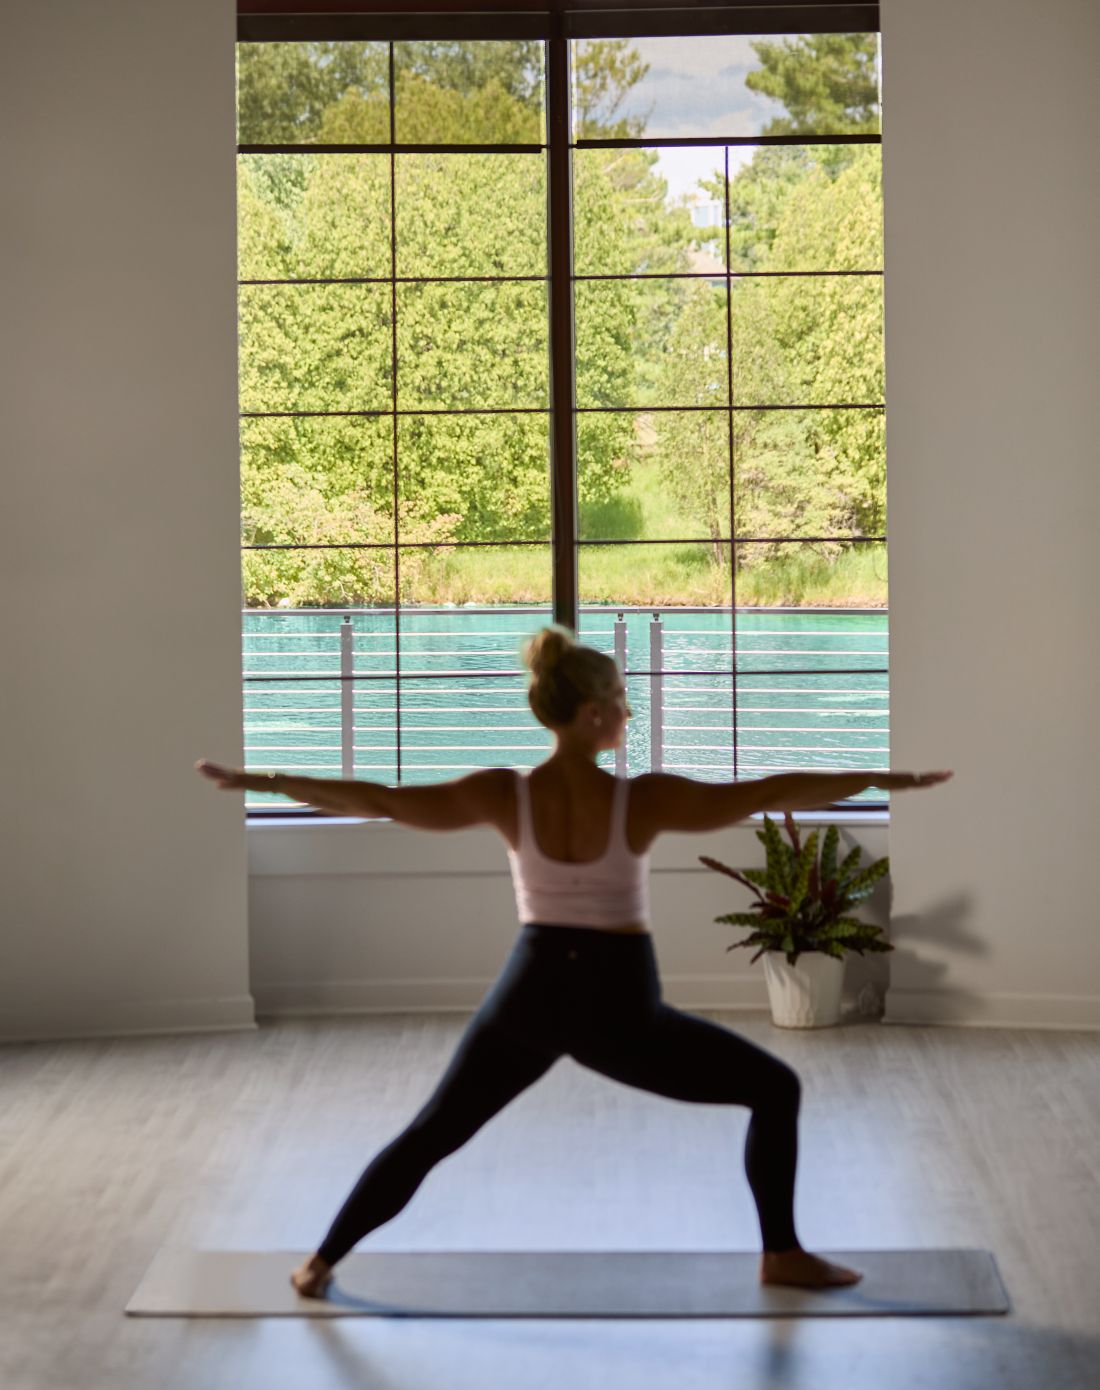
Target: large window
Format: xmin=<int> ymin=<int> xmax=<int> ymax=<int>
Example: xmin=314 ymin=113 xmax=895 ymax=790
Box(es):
xmin=236 ymin=8 xmax=886 ymax=811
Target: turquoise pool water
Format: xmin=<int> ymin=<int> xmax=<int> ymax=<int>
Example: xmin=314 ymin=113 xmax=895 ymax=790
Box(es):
xmin=242 ymin=606 xmax=888 ymax=806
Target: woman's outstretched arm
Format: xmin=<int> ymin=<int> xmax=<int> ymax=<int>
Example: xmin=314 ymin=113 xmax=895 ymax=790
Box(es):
xmin=195 ymin=760 xmax=510 ymax=831
xmin=634 ymin=767 xmax=953 ymax=837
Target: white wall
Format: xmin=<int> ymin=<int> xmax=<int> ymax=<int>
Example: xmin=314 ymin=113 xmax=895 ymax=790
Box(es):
xmin=0 ymin=0 xmax=254 ymax=1042
xmin=247 ymin=813 xmax=892 ymax=1021
xmin=248 ymin=0 xmax=1100 ymax=1032
xmin=4 ymin=0 xmax=1099 ymax=1042
xmin=880 ymin=0 xmax=1100 ymax=1026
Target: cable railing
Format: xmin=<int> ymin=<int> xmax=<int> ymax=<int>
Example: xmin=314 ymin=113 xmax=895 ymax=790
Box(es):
xmin=242 ymin=605 xmax=889 ymax=810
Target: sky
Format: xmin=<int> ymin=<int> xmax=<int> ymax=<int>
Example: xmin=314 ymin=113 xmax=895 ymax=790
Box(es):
xmin=578 ymin=33 xmax=881 ymax=204
xmin=582 ymin=34 xmax=786 ymax=202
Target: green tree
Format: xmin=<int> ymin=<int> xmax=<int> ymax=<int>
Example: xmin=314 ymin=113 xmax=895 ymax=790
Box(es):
xmin=238 ymin=49 xmax=652 ymax=605
xmin=236 ymin=42 xmax=389 ymax=143
xmin=649 ymin=282 xmax=729 ymax=560
xmin=395 ymin=39 xmax=544 ymax=108
xmin=572 ymin=39 xmax=650 ymax=139
xmin=759 ymin=146 xmax=885 ymax=534
xmin=746 ymin=33 xmax=880 ymax=136
xmin=237 ymin=37 xmax=884 ymax=607
xmin=702 ymin=146 xmax=817 ymax=273
xmin=654 ymin=36 xmax=885 ymax=575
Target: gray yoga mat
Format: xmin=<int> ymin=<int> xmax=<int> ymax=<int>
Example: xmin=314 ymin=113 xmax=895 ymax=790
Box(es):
xmin=126 ymin=1248 xmax=1009 ymax=1318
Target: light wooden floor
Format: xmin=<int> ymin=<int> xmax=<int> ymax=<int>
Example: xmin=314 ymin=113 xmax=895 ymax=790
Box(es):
xmin=2 ymin=1010 xmax=1098 ymax=1390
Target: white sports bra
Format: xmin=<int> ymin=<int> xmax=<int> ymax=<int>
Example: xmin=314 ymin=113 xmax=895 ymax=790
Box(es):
xmin=506 ymin=770 xmax=651 ymax=929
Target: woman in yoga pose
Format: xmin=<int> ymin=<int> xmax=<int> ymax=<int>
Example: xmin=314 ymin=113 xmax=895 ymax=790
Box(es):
xmin=197 ymin=625 xmax=951 ymax=1300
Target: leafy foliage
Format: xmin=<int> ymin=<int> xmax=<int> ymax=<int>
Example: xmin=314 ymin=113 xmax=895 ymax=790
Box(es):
xmin=656 ymin=139 xmax=884 ymax=563
xmin=745 ymin=33 xmax=880 ymax=137
xmin=236 ymin=34 xmax=885 ymax=608
xmin=700 ymin=811 xmax=892 ymax=967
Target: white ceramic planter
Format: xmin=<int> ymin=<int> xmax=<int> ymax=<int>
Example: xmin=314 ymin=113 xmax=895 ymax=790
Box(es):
xmin=762 ymin=951 xmax=845 ymax=1028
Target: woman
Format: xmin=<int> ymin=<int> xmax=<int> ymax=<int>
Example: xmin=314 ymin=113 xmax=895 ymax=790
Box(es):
xmin=197 ymin=625 xmax=952 ymax=1300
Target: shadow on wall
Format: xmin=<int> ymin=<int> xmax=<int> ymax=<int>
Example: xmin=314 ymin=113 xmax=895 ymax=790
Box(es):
xmin=839 ymin=862 xmax=892 ymax=1021
xmin=883 ymin=887 xmax=984 ymax=1015
xmin=840 ymin=864 xmax=982 ymax=1023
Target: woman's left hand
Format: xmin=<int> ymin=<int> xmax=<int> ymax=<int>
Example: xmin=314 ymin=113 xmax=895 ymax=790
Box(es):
xmin=195 ymin=759 xmax=248 ymax=791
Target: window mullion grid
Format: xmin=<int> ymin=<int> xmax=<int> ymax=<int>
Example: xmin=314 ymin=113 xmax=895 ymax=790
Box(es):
xmin=724 ymin=143 xmax=738 ymax=781
xmin=546 ymin=26 xmax=578 ymax=631
xmin=388 ymin=41 xmax=402 ymax=783
xmin=238 ymin=36 xmax=885 ymax=803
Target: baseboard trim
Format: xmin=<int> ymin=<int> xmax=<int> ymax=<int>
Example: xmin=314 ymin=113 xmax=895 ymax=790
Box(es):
xmin=0 ymin=994 xmax=257 ymax=1045
xmin=884 ymin=990 xmax=1100 ymax=1031
xmin=254 ymin=978 xmax=1100 ymax=1032
xmin=14 ymin=984 xmax=1095 ymax=1040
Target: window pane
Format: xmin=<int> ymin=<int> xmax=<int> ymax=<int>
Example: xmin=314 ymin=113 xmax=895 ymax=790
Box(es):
xmin=659 ymin=673 xmax=735 ymax=780
xmin=394 ymin=40 xmax=545 ymax=144
xmin=399 ymin=544 xmax=552 ymax=613
xmin=572 ymin=618 xmax=887 ymax=789
xmin=243 ymin=677 xmax=348 ymax=805
xmin=734 ymin=544 xmax=888 ymax=651
xmin=728 ymin=144 xmax=882 ymax=272
xmin=396 ymin=282 xmax=548 ymax=409
xmin=396 ymin=609 xmax=552 ymax=781
xmin=598 ymin=672 xmax=733 ymax=779
xmin=239 ymin=155 xmax=391 ymax=281
xmin=736 ymin=669 xmax=888 ymax=795
xmin=398 ymin=673 xmax=548 ymax=784
xmin=398 ymin=414 xmax=550 ymax=544
xmin=571 ymin=34 xmax=880 ymax=141
xmin=395 ymin=153 xmax=546 ymax=278
xmin=577 ymin=410 xmax=730 ymax=543
xmin=242 ymin=544 xmax=396 ymax=612
xmin=573 ymin=144 xmax=881 ymax=279
xmin=242 ymin=606 xmax=398 ymax=800
xmin=241 ymin=415 xmax=394 ymax=549
xmin=237 ymin=41 xmax=390 ymax=145
xmin=576 ymin=611 xmax=734 ymax=776
xmin=578 ymin=545 xmax=733 ymax=643
xmin=353 ymin=678 xmax=399 ymax=783
xmin=575 ymin=279 xmax=728 ymax=409
xmin=238 ymin=283 xmax=392 ymax=412
xmin=734 ymin=408 xmax=885 ymax=540
xmin=731 ymin=275 xmax=883 ymax=407
xmin=572 ymin=146 xmax=698 ymax=277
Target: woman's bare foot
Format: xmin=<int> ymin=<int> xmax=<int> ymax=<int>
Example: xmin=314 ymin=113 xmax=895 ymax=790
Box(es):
xmin=290 ymin=1253 xmax=334 ymax=1298
xmin=760 ymin=1247 xmax=862 ymax=1289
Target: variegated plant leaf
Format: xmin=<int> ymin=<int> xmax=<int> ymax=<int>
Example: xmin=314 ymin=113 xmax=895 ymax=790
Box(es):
xmin=836 ymin=843 xmax=864 ymax=886
xmin=788 ymin=829 xmax=820 ymax=913
xmin=821 ymin=825 xmax=839 ymax=884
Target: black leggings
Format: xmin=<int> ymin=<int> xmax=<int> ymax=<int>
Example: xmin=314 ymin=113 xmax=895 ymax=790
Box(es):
xmin=317 ymin=923 xmax=802 ymax=1266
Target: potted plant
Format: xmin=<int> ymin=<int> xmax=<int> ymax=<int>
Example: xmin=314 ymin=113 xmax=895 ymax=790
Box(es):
xmin=700 ymin=812 xmax=893 ymax=1028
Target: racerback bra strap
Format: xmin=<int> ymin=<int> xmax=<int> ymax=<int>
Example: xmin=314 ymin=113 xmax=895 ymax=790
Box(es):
xmin=514 ymin=770 xmax=533 ymax=849
xmin=610 ymin=773 xmax=628 ymax=848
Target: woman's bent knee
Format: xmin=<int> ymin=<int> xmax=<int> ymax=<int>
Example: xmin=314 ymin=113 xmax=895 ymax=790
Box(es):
xmin=771 ymin=1063 xmax=801 ymax=1109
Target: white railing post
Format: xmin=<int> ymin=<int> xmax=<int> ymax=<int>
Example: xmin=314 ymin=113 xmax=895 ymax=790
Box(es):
xmin=649 ymin=611 xmax=663 ymax=772
xmin=613 ymin=611 xmax=627 ymax=776
xmin=340 ymin=614 xmax=355 ymax=778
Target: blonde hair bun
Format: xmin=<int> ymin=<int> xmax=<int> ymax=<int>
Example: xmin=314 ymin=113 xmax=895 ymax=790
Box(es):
xmin=521 ymin=624 xmax=618 ymax=729
xmin=521 ymin=624 xmax=575 ymax=679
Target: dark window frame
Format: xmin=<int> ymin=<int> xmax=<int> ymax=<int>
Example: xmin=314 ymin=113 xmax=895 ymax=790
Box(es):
xmin=238 ymin=3 xmax=887 ymax=813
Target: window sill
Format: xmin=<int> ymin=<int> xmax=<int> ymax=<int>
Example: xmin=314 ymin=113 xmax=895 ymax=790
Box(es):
xmin=246 ymin=808 xmax=890 ymax=829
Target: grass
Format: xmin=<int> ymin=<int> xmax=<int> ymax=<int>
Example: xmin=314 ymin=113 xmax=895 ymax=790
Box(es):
xmin=407 ymin=460 xmax=887 ymax=608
